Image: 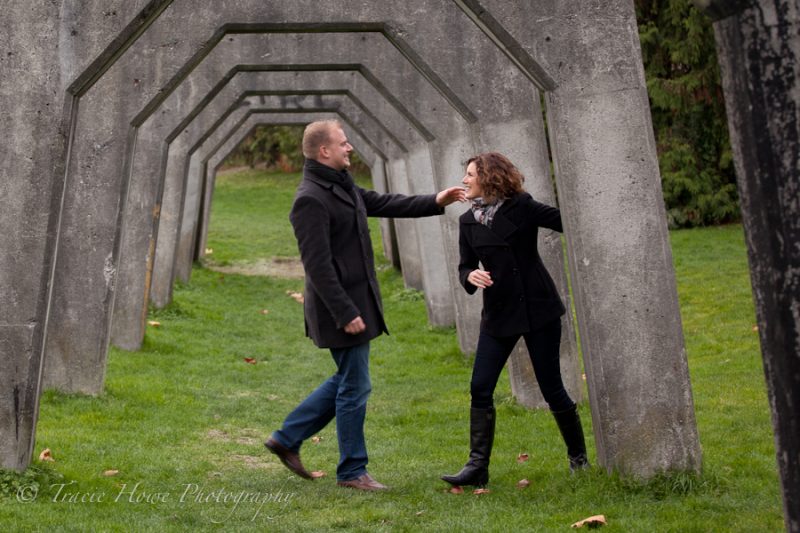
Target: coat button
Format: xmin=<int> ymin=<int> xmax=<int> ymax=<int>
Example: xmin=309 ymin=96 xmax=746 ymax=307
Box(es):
xmin=519 ymin=296 xmax=525 ymax=302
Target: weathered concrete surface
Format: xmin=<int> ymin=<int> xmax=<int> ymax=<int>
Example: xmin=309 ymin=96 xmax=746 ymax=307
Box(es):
xmin=700 ymin=1 xmax=800 ymax=529
xmin=0 ymin=0 xmax=151 ymax=468
xmin=475 ymin=0 xmax=702 ymax=475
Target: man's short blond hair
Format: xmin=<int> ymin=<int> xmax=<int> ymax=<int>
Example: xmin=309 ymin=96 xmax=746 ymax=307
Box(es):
xmin=302 ymin=120 xmax=341 ymax=159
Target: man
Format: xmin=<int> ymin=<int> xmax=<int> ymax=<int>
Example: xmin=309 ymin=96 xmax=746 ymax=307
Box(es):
xmin=264 ymin=120 xmax=465 ymax=491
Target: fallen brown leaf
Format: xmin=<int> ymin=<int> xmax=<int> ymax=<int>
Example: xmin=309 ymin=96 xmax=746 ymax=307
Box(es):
xmin=147 ymin=320 xmax=161 ymax=327
xmin=517 ymin=452 xmax=530 ymax=463
xmin=259 ymin=309 xmax=270 ymax=315
xmin=448 ymin=486 xmax=464 ymax=494
xmin=517 ymin=479 xmax=530 ymax=489
xmin=571 ymin=515 xmax=607 ymax=529
xmin=286 ymin=290 xmax=305 ymax=303
xmin=752 ymin=325 xmax=759 ymax=332
xmin=244 ymin=357 xmax=257 ymax=364
xmin=582 ymin=373 xmax=587 ymax=381
xmin=103 ymin=469 xmax=119 ymax=477
xmin=472 ymin=488 xmax=491 ymax=495
xmin=310 ymin=471 xmax=326 ymax=479
xmin=415 ymin=510 xmax=426 ymax=516
xmin=205 ymin=248 xmax=213 ymax=255
xmin=311 ymin=435 xmax=322 ymax=444
xmin=39 ymin=448 xmax=54 ymax=462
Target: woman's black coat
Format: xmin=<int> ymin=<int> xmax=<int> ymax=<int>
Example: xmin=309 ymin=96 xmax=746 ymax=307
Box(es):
xmin=290 ymin=164 xmax=443 ymax=349
xmin=458 ymin=192 xmax=565 ymax=337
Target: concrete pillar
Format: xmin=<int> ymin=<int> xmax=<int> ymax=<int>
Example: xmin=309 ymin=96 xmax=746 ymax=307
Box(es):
xmin=383 ymin=158 xmax=424 ymax=291
xmin=0 ymin=0 xmax=69 ymax=472
xmin=473 ymin=0 xmax=702 ymax=474
xmin=40 ymin=2 xmax=216 ymax=395
xmin=367 ymin=158 xmax=401 ymax=269
xmin=696 ymin=1 xmax=800 ymax=529
xmin=0 ymin=0 xmax=156 ymax=466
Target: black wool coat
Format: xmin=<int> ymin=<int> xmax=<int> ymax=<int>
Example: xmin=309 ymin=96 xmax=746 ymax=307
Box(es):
xmin=290 ymin=163 xmax=443 ymax=349
xmin=458 ymin=192 xmax=566 ymax=337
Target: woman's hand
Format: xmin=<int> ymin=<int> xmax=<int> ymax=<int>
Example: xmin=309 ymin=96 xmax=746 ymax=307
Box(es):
xmin=467 ymin=269 xmax=493 ymax=289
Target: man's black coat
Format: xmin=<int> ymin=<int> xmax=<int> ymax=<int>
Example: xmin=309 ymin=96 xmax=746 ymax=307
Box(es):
xmin=458 ymin=192 xmax=566 ymax=337
xmin=290 ymin=161 xmax=443 ymax=349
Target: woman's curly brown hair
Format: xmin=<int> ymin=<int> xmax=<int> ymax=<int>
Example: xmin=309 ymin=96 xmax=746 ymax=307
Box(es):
xmin=468 ymin=152 xmax=525 ymax=203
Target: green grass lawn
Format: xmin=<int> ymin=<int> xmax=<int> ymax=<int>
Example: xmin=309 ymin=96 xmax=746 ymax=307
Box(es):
xmin=1 ymin=169 xmax=784 ymax=531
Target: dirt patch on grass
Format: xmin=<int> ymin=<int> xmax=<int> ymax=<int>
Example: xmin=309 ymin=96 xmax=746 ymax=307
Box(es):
xmin=207 ymin=257 xmax=305 ymax=279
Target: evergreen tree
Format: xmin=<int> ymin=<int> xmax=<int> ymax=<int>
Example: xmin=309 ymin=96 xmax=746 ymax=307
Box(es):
xmin=636 ymin=0 xmax=739 ymax=227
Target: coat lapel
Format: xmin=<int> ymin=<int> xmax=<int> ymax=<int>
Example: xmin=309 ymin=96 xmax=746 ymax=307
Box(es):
xmin=466 ymin=197 xmax=520 ymax=246
xmin=490 ymin=211 xmax=518 ymax=241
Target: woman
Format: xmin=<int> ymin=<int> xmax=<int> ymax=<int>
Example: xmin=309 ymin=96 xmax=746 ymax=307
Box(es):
xmin=441 ymin=152 xmax=589 ymax=488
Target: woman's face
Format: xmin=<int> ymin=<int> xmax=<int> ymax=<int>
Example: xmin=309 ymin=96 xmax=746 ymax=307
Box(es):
xmin=462 ymin=161 xmax=483 ymax=199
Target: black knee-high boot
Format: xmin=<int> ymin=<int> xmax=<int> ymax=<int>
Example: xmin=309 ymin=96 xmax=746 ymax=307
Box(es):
xmin=552 ymin=405 xmax=590 ymax=472
xmin=441 ymin=407 xmax=495 ymax=487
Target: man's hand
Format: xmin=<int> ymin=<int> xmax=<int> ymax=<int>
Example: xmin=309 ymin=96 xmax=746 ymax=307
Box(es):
xmin=344 ymin=316 xmax=366 ymax=334
xmin=467 ymin=269 xmax=493 ymax=289
xmin=436 ymin=186 xmax=467 ymax=206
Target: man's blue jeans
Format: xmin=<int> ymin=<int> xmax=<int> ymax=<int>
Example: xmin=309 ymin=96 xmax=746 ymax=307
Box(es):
xmin=272 ymin=342 xmax=371 ymax=481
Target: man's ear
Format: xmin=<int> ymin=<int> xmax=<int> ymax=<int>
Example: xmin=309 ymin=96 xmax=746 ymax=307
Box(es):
xmin=318 ymin=144 xmax=329 ymax=160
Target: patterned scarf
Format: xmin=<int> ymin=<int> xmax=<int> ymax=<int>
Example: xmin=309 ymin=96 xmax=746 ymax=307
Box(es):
xmin=471 ymin=197 xmax=504 ymax=227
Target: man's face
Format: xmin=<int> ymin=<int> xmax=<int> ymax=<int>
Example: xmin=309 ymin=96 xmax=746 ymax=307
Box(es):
xmin=321 ymin=127 xmax=353 ymax=170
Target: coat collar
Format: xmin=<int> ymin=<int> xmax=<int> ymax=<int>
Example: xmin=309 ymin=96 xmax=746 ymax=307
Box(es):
xmin=304 ymin=169 xmax=355 ymax=207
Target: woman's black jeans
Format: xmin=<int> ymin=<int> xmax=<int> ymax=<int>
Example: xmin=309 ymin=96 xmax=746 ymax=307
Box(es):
xmin=470 ymin=318 xmax=574 ymax=412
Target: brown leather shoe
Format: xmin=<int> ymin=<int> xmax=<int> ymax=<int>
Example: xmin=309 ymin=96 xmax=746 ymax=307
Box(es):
xmin=264 ymin=437 xmax=313 ymax=480
xmin=337 ymin=473 xmax=389 ymax=491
